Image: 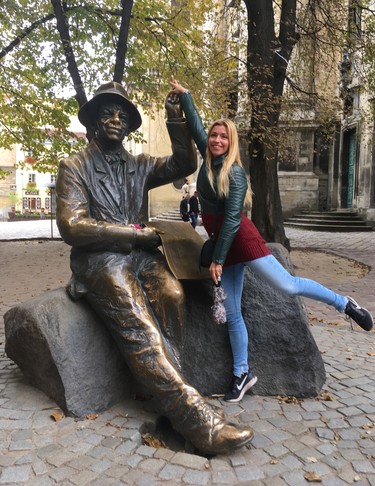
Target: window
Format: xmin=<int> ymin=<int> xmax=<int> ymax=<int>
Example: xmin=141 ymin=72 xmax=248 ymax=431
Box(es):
xmin=28 ymin=173 xmax=36 ymax=183
xmin=50 ymin=175 xmax=57 ymax=184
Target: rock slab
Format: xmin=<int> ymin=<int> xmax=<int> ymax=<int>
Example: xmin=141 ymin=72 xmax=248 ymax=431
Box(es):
xmin=5 ymin=243 xmax=326 ymax=417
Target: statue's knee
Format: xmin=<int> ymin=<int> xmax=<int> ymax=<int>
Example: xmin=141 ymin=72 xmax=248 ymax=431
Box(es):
xmin=164 ymin=284 xmax=185 ymax=306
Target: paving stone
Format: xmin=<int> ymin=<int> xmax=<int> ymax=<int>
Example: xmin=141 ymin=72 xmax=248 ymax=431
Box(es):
xmin=101 ymin=436 xmax=123 ymax=449
xmin=182 ymin=469 xmax=210 ymax=485
xmin=67 ymin=455 xmax=95 ymax=471
xmin=263 ymin=429 xmax=292 ymax=443
xmin=280 ymin=469 xmax=307 ymax=486
xmin=87 ymin=445 xmax=110 ymax=459
xmin=264 ymin=477 xmax=288 ymax=486
xmin=320 ymin=477 xmax=347 ymax=486
xmin=316 ymin=427 xmax=335 ymax=440
xmin=45 ymin=449 xmax=77 ymax=468
xmin=251 ymin=434 xmax=273 ymax=448
xmin=48 ymin=465 xmax=77 ymax=482
xmin=315 ymin=444 xmax=337 ymax=459
xmin=280 ymin=454 xmax=304 ymax=469
xmin=115 ymin=439 xmax=138 ymax=455
xmin=69 ymin=469 xmax=99 ymax=485
xmin=32 ymin=459 xmax=49 ymax=476
xmin=105 ymin=464 xmax=130 ymax=479
xmin=235 ymin=465 xmax=265 ymax=482
xmin=170 ymin=452 xmax=208 ymax=469
xmin=124 ymin=453 xmax=143 ymax=468
xmin=136 ymin=444 xmax=156 ymax=457
xmin=25 ymin=477 xmax=55 ymax=486
xmin=211 ymin=468 xmax=237 ymax=483
xmin=89 ymin=458 xmax=112 ymax=473
xmin=352 ymin=460 xmax=375 ymax=474
xmin=0 ymin=464 xmax=31 ymax=484
xmin=158 ymin=463 xmax=186 ymax=480
xmin=138 ymin=457 xmax=166 ymax=474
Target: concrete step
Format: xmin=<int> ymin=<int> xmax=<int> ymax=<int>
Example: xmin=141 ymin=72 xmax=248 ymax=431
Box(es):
xmin=284 ymin=210 xmax=373 ymax=232
xmin=285 ymin=218 xmax=367 ymax=226
xmin=284 ymin=222 xmax=373 ymax=232
xmin=151 ymin=210 xmax=182 ymax=222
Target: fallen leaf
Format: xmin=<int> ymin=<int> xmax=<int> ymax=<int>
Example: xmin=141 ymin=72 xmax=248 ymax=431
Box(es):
xmin=306 ymin=457 xmax=318 ymax=463
xmin=85 ymin=413 xmax=99 ymax=420
xmin=142 ymin=433 xmax=167 ymax=449
xmin=277 ymin=396 xmax=303 ymax=404
xmin=362 ymin=423 xmax=374 ymax=430
xmin=320 ymin=391 xmax=335 ymax=401
xmin=50 ymin=410 xmax=64 ymax=422
xmin=367 ymin=352 xmax=375 ymax=356
xmin=304 ymin=471 xmax=322 ymax=482
xmin=354 ymin=475 xmax=361 ymax=482
xmin=271 ymin=459 xmax=279 ymax=464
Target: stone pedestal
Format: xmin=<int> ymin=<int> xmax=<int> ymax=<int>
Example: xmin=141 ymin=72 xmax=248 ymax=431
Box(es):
xmin=5 ymin=243 xmax=326 ymax=417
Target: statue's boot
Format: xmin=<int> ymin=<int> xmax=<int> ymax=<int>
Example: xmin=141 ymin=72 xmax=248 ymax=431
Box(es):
xmin=166 ymin=392 xmax=254 ymax=455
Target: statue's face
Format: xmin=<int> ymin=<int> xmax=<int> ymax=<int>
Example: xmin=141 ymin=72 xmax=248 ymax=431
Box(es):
xmin=96 ymin=102 xmax=130 ymax=146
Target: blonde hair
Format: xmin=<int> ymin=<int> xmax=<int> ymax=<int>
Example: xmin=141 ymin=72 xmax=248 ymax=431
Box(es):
xmin=206 ymin=119 xmax=252 ymax=208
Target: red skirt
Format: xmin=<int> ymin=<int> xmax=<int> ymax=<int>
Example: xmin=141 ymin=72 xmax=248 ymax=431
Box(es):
xmin=202 ymin=212 xmax=271 ymax=266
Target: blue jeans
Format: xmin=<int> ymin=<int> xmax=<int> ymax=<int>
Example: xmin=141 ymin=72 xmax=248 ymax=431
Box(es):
xmin=221 ymin=255 xmax=348 ymax=377
xmin=190 ymin=213 xmax=198 ymax=228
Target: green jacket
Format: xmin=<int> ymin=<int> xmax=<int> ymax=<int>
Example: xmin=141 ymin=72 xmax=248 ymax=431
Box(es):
xmin=180 ymin=91 xmax=248 ymax=265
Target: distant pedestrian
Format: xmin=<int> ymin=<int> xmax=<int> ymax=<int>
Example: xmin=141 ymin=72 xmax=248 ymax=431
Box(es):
xmin=180 ymin=193 xmax=190 ymax=222
xmin=181 ymin=178 xmax=190 ymax=199
xmin=189 ymin=191 xmax=199 ymax=228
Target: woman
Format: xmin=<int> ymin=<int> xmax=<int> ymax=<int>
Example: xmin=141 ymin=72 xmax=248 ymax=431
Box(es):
xmin=169 ymin=78 xmax=373 ymax=403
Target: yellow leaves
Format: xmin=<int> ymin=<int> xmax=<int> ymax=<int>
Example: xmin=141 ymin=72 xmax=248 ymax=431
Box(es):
xmin=50 ymin=409 xmax=64 ymax=422
xmin=276 ymin=395 xmax=303 ymax=405
xmin=306 ymin=457 xmax=318 ymax=463
xmin=277 ymin=395 xmax=303 ymax=404
xmin=142 ymin=433 xmax=167 ymax=449
xmin=85 ymin=413 xmax=99 ymax=420
xmin=304 ymin=471 xmax=322 ymax=482
xmin=320 ymin=391 xmax=335 ymax=401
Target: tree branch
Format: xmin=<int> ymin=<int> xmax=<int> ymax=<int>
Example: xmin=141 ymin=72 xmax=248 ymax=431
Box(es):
xmin=113 ymin=0 xmax=134 ymax=83
xmin=50 ymin=0 xmax=87 ymax=107
xmin=0 ymin=13 xmax=55 ymax=59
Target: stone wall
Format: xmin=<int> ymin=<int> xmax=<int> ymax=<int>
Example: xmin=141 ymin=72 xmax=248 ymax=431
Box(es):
xmin=279 ymin=171 xmax=319 ymax=217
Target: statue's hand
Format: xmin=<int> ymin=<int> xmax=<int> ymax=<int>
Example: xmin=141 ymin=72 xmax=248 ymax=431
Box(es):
xmin=136 ymin=227 xmax=162 ymax=250
xmin=165 ymin=93 xmax=183 ymax=119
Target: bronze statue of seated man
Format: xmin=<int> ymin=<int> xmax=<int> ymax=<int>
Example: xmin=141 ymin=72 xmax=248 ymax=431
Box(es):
xmin=55 ymin=81 xmax=254 ymax=455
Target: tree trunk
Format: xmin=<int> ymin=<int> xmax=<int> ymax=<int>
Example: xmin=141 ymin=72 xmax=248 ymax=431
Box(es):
xmin=243 ymin=0 xmax=298 ymax=249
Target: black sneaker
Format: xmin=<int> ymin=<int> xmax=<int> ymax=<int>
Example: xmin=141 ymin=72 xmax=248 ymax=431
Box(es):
xmin=345 ymin=296 xmax=373 ymax=331
xmin=224 ymin=371 xmax=258 ymax=403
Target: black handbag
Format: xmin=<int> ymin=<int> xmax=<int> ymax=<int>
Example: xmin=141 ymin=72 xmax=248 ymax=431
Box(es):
xmin=199 ymin=234 xmax=216 ymax=268
xmin=199 ymin=206 xmax=218 ymax=269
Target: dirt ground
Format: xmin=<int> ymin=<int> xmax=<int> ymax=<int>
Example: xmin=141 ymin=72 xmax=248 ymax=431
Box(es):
xmin=0 ymin=240 xmax=369 ymax=309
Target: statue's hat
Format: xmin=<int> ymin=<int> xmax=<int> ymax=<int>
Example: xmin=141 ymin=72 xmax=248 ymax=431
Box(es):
xmin=78 ymin=81 xmax=142 ymax=133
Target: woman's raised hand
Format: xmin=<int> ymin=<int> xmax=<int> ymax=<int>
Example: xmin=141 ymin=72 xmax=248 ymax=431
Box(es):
xmin=169 ymin=77 xmax=188 ymax=95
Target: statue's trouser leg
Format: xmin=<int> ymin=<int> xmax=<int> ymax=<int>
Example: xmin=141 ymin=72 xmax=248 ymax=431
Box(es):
xmin=71 ymin=250 xmax=253 ymax=454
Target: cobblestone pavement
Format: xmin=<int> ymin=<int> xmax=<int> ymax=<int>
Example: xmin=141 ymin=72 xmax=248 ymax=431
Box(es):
xmin=0 ymin=222 xmax=374 ymax=485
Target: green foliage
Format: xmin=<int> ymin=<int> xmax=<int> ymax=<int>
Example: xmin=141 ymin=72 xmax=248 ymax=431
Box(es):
xmin=0 ymin=0 xmax=234 ymax=173
xmin=0 ymin=168 xmax=11 ymax=179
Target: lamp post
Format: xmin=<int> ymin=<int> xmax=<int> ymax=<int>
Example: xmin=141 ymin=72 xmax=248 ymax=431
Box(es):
xmin=45 ymin=182 xmax=56 ymax=239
